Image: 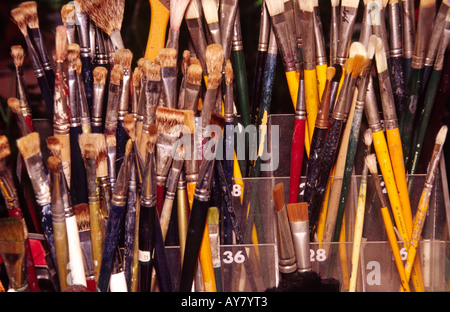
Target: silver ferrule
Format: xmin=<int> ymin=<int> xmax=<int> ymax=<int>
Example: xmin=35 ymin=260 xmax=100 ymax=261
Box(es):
xmin=65 ymin=24 xmax=76 ymax=45
xmin=295 ymin=78 xmax=306 ymax=118
xmin=336 ymin=6 xmax=358 ymax=65
xmin=284 ymin=1 xmax=300 ymax=67
xmin=271 ymin=13 xmax=296 ymax=72
xmin=68 ymin=71 xmax=81 ymax=127
xmin=300 ymin=10 xmax=316 ymax=70
xmin=276 ymin=209 xmax=297 ymax=273
xmin=75 ymin=12 xmax=90 ymax=57
xmin=104 ymin=83 xmax=121 ymax=132
xmin=424 ymin=3 xmax=449 ymax=66
xmin=184 ymin=135 xmax=199 ymax=179
xmin=412 ymin=4 xmax=437 ymax=68
xmin=166 ymin=28 xmax=180 ymax=51
xmin=313 ymin=6 xmax=327 ymax=65
xmin=373 ymin=6 xmax=390 ymax=60
xmin=184 ymin=82 xmax=201 ymax=114
xmin=107 ymin=146 xmax=117 ymax=191
xmin=156 ymin=133 xmax=180 ymax=178
xmin=143 ymin=104 xmax=157 ymax=128
xmin=16 ymin=72 xmax=31 ymax=118
xmin=224 ymin=83 xmax=234 ymax=122
xmin=118 ymin=70 xmax=131 ymax=119
xmin=89 ymin=21 xmax=96 ymax=62
xmin=85 ymin=159 xmax=99 ymax=197
xmin=402 ymin=0 xmax=415 ymax=59
xmin=289 ymin=220 xmax=311 ymax=272
xmin=92 ymin=83 xmax=106 ymax=127
xmin=50 ymin=174 xmax=65 ymax=223
xmin=200 ymin=87 xmax=219 ymax=128
xmin=378 ymin=70 xmax=398 ymax=128
xmin=434 ymin=24 xmax=450 ymax=71
xmin=258 ymin=1 xmax=270 ymax=52
xmin=141 ymin=154 xmax=157 ymax=206
xmin=208 ymin=21 xmax=222 ymax=46
xmin=364 ymin=76 xmax=384 ymax=133
xmin=186 ymin=18 xmax=208 ymax=73
xmin=161 ymin=67 xmax=177 ymax=109
xmin=330 ymin=5 xmax=340 ymax=65
xmin=132 ymin=85 xmax=140 ymax=119
xmin=208 ymin=218 xmax=220 ymax=267
xmin=165 ymin=158 xmax=184 ymax=195
xmin=359 ymin=4 xmax=372 ymax=49
xmin=146 ymin=80 xmax=161 ymax=107
xmin=193 ymin=187 xmax=211 ymax=202
xmin=220 ymin=0 xmax=239 ymax=60
xmin=95 ymin=30 xmax=108 ymax=66
xmin=24 ymin=36 xmax=44 ymax=77
xmin=388 ymin=1 xmax=403 ymax=58
xmin=24 ymin=154 xmax=50 ymax=206
xmin=331 ymin=74 xmax=350 ymax=120
xmin=232 ymin=15 xmax=244 ymax=51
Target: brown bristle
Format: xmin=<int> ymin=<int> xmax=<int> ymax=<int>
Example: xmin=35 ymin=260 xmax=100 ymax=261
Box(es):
xmin=20 ymin=1 xmax=39 ymax=29
xmin=125 ymin=139 xmax=133 ymax=155
xmin=326 ymin=66 xmax=336 ymax=81
xmin=116 ymin=48 xmax=133 ymax=69
xmin=123 ymin=114 xmax=136 ymax=141
xmin=147 ymin=127 xmax=157 ymax=154
xmin=11 ymin=7 xmax=28 ymax=36
xmin=46 ymin=136 xmax=62 ymax=160
xmin=344 ymin=57 xmax=354 ymax=75
xmin=133 ymin=67 xmax=141 ymax=87
xmin=205 ymin=44 xmax=224 ymax=74
xmin=11 ymin=45 xmax=25 ymax=67
xmin=93 ymin=66 xmax=108 ymax=85
xmin=92 ymin=133 xmax=108 ymax=177
xmin=186 ymin=64 xmax=203 ymax=85
xmin=182 ymin=50 xmax=190 ymax=73
xmin=0 ymin=217 xmax=25 ymax=242
xmin=156 ymin=107 xmax=187 ymax=136
xmin=47 ymin=155 xmax=61 ymax=174
xmin=55 ymin=25 xmax=68 ymax=62
xmin=84 ymin=143 xmax=96 ymax=160
xmin=154 ymin=55 xmax=160 ymax=65
xmin=16 ymin=132 xmax=40 ymax=159
xmin=224 ymin=60 xmax=233 ymax=85
xmin=286 ymin=202 xmax=309 ymax=222
xmin=137 ymin=57 xmax=147 ymax=71
xmin=201 ymin=0 xmax=219 ymax=24
xmin=206 ymin=71 xmax=222 ymax=89
xmin=189 ymin=57 xmax=201 ymax=66
xmin=351 ymin=54 xmax=369 ymax=78
xmin=7 ymin=97 xmax=21 ymax=114
xmin=183 ymin=109 xmax=195 ymax=133
xmin=78 ymin=0 xmax=125 ymax=35
xmin=170 ymin=0 xmax=192 ymax=30
xmin=110 ymin=64 xmax=124 ymax=85
xmin=78 ymin=133 xmax=93 ymax=159
xmin=73 ymin=203 xmax=90 ymax=231
xmin=0 ymin=136 xmax=11 ymax=161
xmin=76 ymin=58 xmax=82 ymax=75
xmin=158 ymin=48 xmax=177 ymax=68
xmin=144 ymin=61 xmax=161 ymax=81
xmin=173 ymin=144 xmax=185 ymax=161
xmin=106 ymin=134 xmax=116 ymax=147
xmin=68 ymin=43 xmax=81 ymax=69
xmin=210 ymin=112 xmax=225 ymax=129
xmin=272 ymin=183 xmax=286 ymax=212
xmin=61 ymin=4 xmax=75 ymax=24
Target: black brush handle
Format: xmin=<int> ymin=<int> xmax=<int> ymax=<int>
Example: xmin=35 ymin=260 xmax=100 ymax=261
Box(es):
xmin=123 ymin=166 xmax=137 ymax=288
xmin=81 ymin=55 xmax=94 ymax=116
xmin=29 ymin=28 xmax=55 ymax=94
xmin=223 ymin=122 xmax=234 ymax=244
xmin=69 ymin=125 xmax=88 ymax=205
xmin=115 ymin=120 xmax=129 ymax=174
xmin=250 ymin=51 xmax=267 ymax=126
xmin=138 ymin=204 xmax=156 ymax=292
xmin=390 ymin=56 xmax=406 ymax=121
xmin=152 ymin=210 xmax=173 ymax=292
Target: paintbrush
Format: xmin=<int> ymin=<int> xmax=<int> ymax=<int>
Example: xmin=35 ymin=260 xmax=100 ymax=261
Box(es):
xmin=7 ymin=97 xmax=31 ymax=137
xmin=202 ymin=0 xmax=222 ymax=45
xmin=365 ymin=153 xmax=411 ymax=292
xmin=369 ymin=1 xmax=390 ymax=65
xmin=0 ymin=218 xmax=28 ymax=292
xmin=403 ymin=125 xmax=447 ymax=288
xmin=73 ymin=203 xmax=96 ymax=284
xmin=335 ymin=0 xmax=360 ymax=66
xmin=78 ymin=135 xmax=104 ymax=281
xmin=183 ymin=63 xmax=203 ymax=114
xmin=205 ymin=43 xmax=225 ymax=115
xmin=330 ymin=0 xmax=340 ymax=65
xmin=16 ymin=132 xmax=57 ymax=272
xmin=115 ymin=49 xmax=134 ymax=173
xmin=96 ymin=140 xmax=131 ymax=292
xmin=21 ymin=1 xmax=55 ymax=94
xmin=106 ymin=134 xmax=117 ymax=194
xmin=145 ymin=0 xmax=170 ymax=60
xmin=159 ymin=48 xmax=178 ymax=109
xmin=312 ymin=0 xmax=328 ymax=98
xmin=132 ymin=66 xmax=142 ymax=122
xmin=177 ymin=170 xmax=189 ymax=266
xmin=200 ymin=71 xmax=222 ymax=153
xmin=401 ymin=0 xmax=415 ymax=83
xmin=10 ymin=45 xmax=33 ymax=132
xmin=185 ymin=0 xmax=208 ymax=74
xmin=359 ymin=0 xmax=374 ymax=48
xmin=104 ymin=64 xmax=124 ymax=139
xmin=166 ymin=0 xmax=191 ymax=50
xmin=207 ymin=206 xmax=222 ymax=291
xmin=286 ymin=202 xmax=311 ymax=273
xmin=273 ymin=183 xmax=297 ymax=277
xmin=76 ymin=58 xmax=92 ymax=134
xmin=91 ymin=66 xmax=108 ymax=133
xmin=10 ymin=7 xmax=53 ymax=116
xmin=400 ymin=0 xmax=436 ymax=169
xmin=79 ymin=0 xmax=125 ymax=50
xmin=219 ymin=0 xmax=239 ymax=63
xmin=410 ymin=11 xmax=450 ymax=175
xmin=61 ymin=4 xmax=76 ymax=44
xmin=48 ymin=155 xmax=70 ymax=291
xmin=303 ymin=67 xmax=335 ymax=208
xmin=284 ymin=0 xmax=301 ymax=73
xmin=177 ymin=50 xmax=191 ymax=110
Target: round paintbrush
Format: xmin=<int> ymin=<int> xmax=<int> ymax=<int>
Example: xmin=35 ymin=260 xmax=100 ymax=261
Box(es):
xmin=159 ymin=48 xmax=178 ymax=109
xmin=91 ymin=66 xmax=108 ymax=133
xmin=61 ymin=4 xmax=76 ymax=44
xmin=7 ymin=97 xmax=31 ymax=137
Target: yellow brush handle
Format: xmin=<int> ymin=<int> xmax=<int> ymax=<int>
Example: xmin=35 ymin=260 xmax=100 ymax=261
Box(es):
xmin=144 ymin=0 xmax=170 ymax=61
xmin=338 ymin=213 xmax=350 ymax=291
xmin=317 ymin=166 xmax=334 ymax=244
xmin=285 ymin=70 xmax=299 ymax=109
xmin=199 ymin=221 xmax=217 ymax=292
xmin=53 ymin=221 xmax=69 ymax=291
xmin=304 ymin=68 xmax=320 ymax=143
xmin=316 ymin=64 xmax=328 ymax=100
xmin=88 ymin=200 xmax=103 ymax=281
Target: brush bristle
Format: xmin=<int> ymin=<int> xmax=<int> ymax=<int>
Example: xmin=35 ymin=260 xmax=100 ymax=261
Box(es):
xmin=174 ymin=144 xmax=185 ymax=161
xmin=93 ymin=133 xmax=108 ymax=177
xmin=11 ymin=45 xmax=25 ymax=67
xmin=210 ymin=112 xmax=225 ymax=129
xmin=272 ymin=183 xmax=285 ymax=212
xmin=147 ymin=124 xmax=158 ymax=154
xmin=61 ymin=4 xmax=75 ymax=24
xmin=156 ymin=107 xmax=187 ymax=136
xmin=189 ymin=57 xmax=201 ymax=66
xmin=185 ymin=0 xmax=201 ymax=19
xmin=344 ymin=57 xmax=354 ymax=74
xmin=436 ymin=125 xmax=448 ymax=145
xmin=55 ymin=25 xmax=68 ymax=62
xmin=145 ymin=61 xmax=161 ymax=81
xmin=286 ymin=202 xmax=309 ymax=222
xmin=79 ymin=0 xmax=125 ymax=34
xmin=326 ymin=66 xmax=336 ymax=81
xmin=205 ymin=44 xmax=224 ymax=74
xmin=84 ymin=143 xmax=96 ymax=160
xmin=78 ymin=133 xmax=94 ymax=160
xmin=298 ymin=0 xmax=314 ymax=12
xmin=0 ymin=217 xmax=25 ymax=242
xmin=114 ymin=48 xmax=133 ymax=69
xmin=133 ymin=67 xmax=141 ymax=87
xmin=0 ymin=136 xmax=11 ymax=161
xmin=106 ymin=134 xmax=116 ymax=147
xmin=206 ymin=71 xmax=222 ymax=89
xmin=363 ymin=128 xmax=373 ymax=148
xmin=110 ymin=64 xmax=124 ymax=85
xmin=374 ymin=36 xmax=388 ymax=73
xmin=365 ymin=153 xmax=378 ymax=174
xmin=93 ymin=66 xmax=108 ymax=85
xmin=7 ymin=97 xmax=21 ymax=114
xmin=47 ymin=155 xmax=61 ymax=174
xmin=46 ymin=136 xmax=62 ymax=160
xmin=225 ymin=60 xmax=233 ymax=85
xmin=183 ymin=110 xmax=196 ymax=133
xmin=125 ymin=139 xmax=133 ymax=155
xmin=367 ymin=35 xmax=377 ymax=60
xmin=201 ymin=0 xmax=219 ymax=23
xmin=170 ymin=0 xmax=191 ymax=30
xmin=11 ymin=7 xmax=28 ymax=36
xmin=16 ymin=132 xmax=40 ymax=159
xmin=207 ymin=206 xmax=220 ymax=225
xmin=266 ymin=0 xmax=285 ymax=15
xmin=68 ymin=43 xmax=81 ymax=69
xmin=124 ymin=114 xmax=136 ymax=141
xmin=20 ymin=1 xmax=39 ymax=29
xmin=159 ymin=48 xmax=178 ymax=68
xmin=73 ymin=203 xmax=90 ymax=231
xmin=182 ymin=50 xmax=190 ymax=73
xmin=186 ymin=64 xmax=203 ymax=85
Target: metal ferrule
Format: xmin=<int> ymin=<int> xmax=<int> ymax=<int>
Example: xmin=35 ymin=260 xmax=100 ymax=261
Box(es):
xmin=336 ymin=6 xmax=358 ymax=65
xmin=424 ymin=3 xmax=449 ymax=66
xmin=375 ymin=6 xmax=391 ymax=60
xmin=29 ymin=28 xmax=52 ymax=71
xmin=330 ymin=5 xmax=339 ymax=64
xmin=76 ymin=71 xmax=90 ymax=125
xmin=224 ymin=83 xmax=234 ymax=122
xmin=113 ymin=153 xmax=130 ymax=201
xmin=295 ymin=79 xmax=307 ymax=121
xmin=111 ymin=182 xmax=129 ymax=206
xmin=66 ymin=24 xmax=76 ymax=45
xmin=434 ymin=24 xmax=450 ymax=71
xmin=132 ymin=85 xmax=140 ymax=120
xmin=355 ymin=68 xmax=371 ymax=109
xmin=89 ymin=22 xmax=96 ymax=62
xmin=92 ymin=83 xmax=106 ymax=127
xmin=289 ymin=220 xmax=311 ymax=272
xmin=166 ymin=158 xmax=184 ymax=196
xmin=95 ymin=30 xmax=108 ymax=66
xmin=232 ymin=15 xmax=244 ymax=51
xmin=109 ymin=29 xmax=125 ymax=51
xmin=359 ymin=4 xmax=372 ymax=49
xmin=201 ymin=87 xmax=218 ymax=128
xmin=208 ymin=219 xmax=220 ymax=267
xmin=166 ymin=28 xmax=180 ymax=51
xmin=146 ymin=80 xmax=161 ymax=107
xmin=140 ymin=153 xmax=156 ymax=207
xmin=104 ymin=83 xmax=121 ymax=133
xmin=50 ymin=171 xmax=65 ymax=222
xmin=24 ymin=36 xmax=44 ymax=77
xmin=107 ymin=146 xmax=116 ymax=190
xmin=364 ymin=76 xmax=384 ymax=133
xmin=98 ymin=175 xmax=112 ymax=216
xmin=0 ymin=176 xmax=19 ymax=209
xmin=16 ymin=69 xmax=32 ymax=117
xmin=184 ymin=82 xmax=201 ymax=113
xmin=186 ymin=18 xmax=208 ymax=73
xmin=220 ymin=0 xmax=239 ymax=60
xmin=331 ymin=75 xmax=351 ymax=120
xmin=143 ymin=105 xmax=157 ymax=129
xmin=402 ymin=0 xmax=415 ymax=59
xmin=284 ymin=1 xmax=300 ymax=67
xmin=412 ymin=4 xmax=436 ymax=69
xmin=271 ymin=13 xmax=296 ymax=72
xmin=68 ymin=70 xmax=80 ymax=127
xmin=276 ymin=209 xmax=297 ymax=273
xmin=300 ymin=11 xmax=316 ymax=70
xmin=161 ymin=67 xmax=177 ymax=109
xmin=389 ymin=2 xmax=403 ymax=58
xmin=75 ymin=12 xmax=90 ymax=58
xmin=207 ymin=21 xmax=222 ymax=46
xmin=185 ymin=134 xmax=199 ymax=181
xmin=258 ymin=1 xmax=270 ymax=52
xmin=61 ymin=180 xmax=75 ymax=219
xmin=378 ymin=70 xmax=398 ymax=128
xmin=156 ymin=133 xmax=180 ymax=178
xmin=316 ymin=81 xmax=332 ymax=129
xmin=194 ymin=158 xmax=215 ymax=201
xmin=118 ymin=70 xmax=131 ymax=120
xmin=313 ymin=7 xmax=327 ymax=65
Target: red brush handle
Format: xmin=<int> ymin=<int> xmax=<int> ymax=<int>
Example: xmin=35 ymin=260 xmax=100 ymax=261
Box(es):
xmin=24 ymin=116 xmax=34 ymax=132
xmin=157 ymin=184 xmax=165 ymax=216
xmin=288 ymin=118 xmax=306 ymax=203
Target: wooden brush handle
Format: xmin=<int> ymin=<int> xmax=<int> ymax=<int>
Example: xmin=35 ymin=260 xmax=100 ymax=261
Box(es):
xmin=144 ymin=0 xmax=170 ymax=61
xmin=70 ymin=126 xmax=88 ymax=205
xmin=304 ymin=69 xmax=320 ymax=142
xmin=288 ymin=118 xmax=306 ymax=203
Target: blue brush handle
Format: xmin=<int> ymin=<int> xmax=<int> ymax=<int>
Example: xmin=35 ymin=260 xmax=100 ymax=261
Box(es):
xmin=40 ymin=203 xmax=57 ymax=268
xmin=123 ymin=165 xmax=137 ymax=288
xmin=115 ymin=120 xmax=129 ymax=175
xmin=81 ymin=55 xmax=94 ymax=116
xmin=138 ymin=204 xmax=156 ymax=292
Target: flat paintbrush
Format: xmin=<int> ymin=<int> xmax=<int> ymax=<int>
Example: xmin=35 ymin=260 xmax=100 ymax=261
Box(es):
xmin=10 ymin=7 xmax=53 ymax=116
xmin=312 ymin=0 xmax=328 ymax=98
xmin=61 ymin=4 xmax=76 ymax=44
xmin=7 ymin=97 xmax=31 ymax=138
xmin=159 ymin=48 xmax=178 ymax=109
xmin=219 ymin=0 xmax=239 ymax=63
xmin=287 ymin=202 xmax=311 ymax=273
xmin=145 ymin=0 xmax=170 ymax=61
xmin=91 ymin=66 xmax=108 ymax=133
xmin=177 ymin=50 xmax=191 ymax=110
xmin=334 ymin=0 xmax=360 ymax=67
xmin=185 ymin=0 xmax=208 ymax=74
xmin=166 ymin=0 xmax=191 ymax=50
xmin=21 ymin=1 xmax=55 ymax=94
xmin=202 ymin=0 xmax=222 ymax=45
xmin=401 ymin=0 xmax=415 ymax=83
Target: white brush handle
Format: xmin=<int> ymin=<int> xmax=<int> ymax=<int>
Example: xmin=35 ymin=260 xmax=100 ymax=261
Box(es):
xmin=66 ymin=215 xmax=87 ymax=287
xmin=110 ymin=271 xmax=128 ymax=292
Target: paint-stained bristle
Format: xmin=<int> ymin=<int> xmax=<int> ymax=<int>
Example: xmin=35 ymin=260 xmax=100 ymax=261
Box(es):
xmin=156 ymin=107 xmax=187 ymax=136
xmin=61 ymin=4 xmax=75 ymax=24
xmin=11 ymin=7 xmax=28 ymax=36
xmin=133 ymin=67 xmax=141 ymax=87
xmin=16 ymin=132 xmax=40 ymax=159
xmin=84 ymin=143 xmax=96 ymax=160
xmin=210 ymin=112 xmax=225 ymax=130
xmin=206 ymin=71 xmax=222 ymax=89
xmin=170 ymin=0 xmax=191 ymax=30
xmin=76 ymin=58 xmax=82 ymax=75
xmin=124 ymin=114 xmax=136 ymax=141
xmin=205 ymin=44 xmax=224 ymax=74
xmin=186 ymin=64 xmax=203 ymax=85
xmin=93 ymin=66 xmax=108 ymax=85
xmin=363 ymin=128 xmax=373 ymax=148
xmin=0 ymin=136 xmax=11 ymax=161
xmin=365 ymin=153 xmax=378 ymax=174
xmin=286 ymin=202 xmax=309 ymax=222
xmin=92 ymin=133 xmax=108 ymax=177
xmin=0 ymin=218 xmax=25 ymax=242
xmin=265 ymin=0 xmax=285 ymax=15
xmin=79 ymin=0 xmax=125 ymax=34
xmin=185 ymin=0 xmax=201 ymax=19
xmin=47 ymin=155 xmax=61 ymax=174
xmin=272 ymin=183 xmax=285 ymax=212
xmin=11 ymin=45 xmax=25 ymax=67
xmin=374 ymin=37 xmax=388 ymax=73
xmin=174 ymin=145 xmax=185 ymax=161
xmin=78 ymin=133 xmax=94 ymax=159
xmin=159 ymin=48 xmax=177 ymax=68
xmin=201 ymin=0 xmax=219 ymax=23
xmin=326 ymin=66 xmax=336 ymax=81
xmin=225 ymin=60 xmax=233 ymax=85
xmin=46 ymin=136 xmax=62 ymax=160
xmin=55 ymin=25 xmax=68 ymax=62
xmin=436 ymin=125 xmax=448 ymax=145
xmin=110 ymin=64 xmax=124 ymax=85
xmin=20 ymin=1 xmax=39 ymax=29
xmin=207 ymin=207 xmax=220 ymax=225
xmin=73 ymin=203 xmax=90 ymax=231
xmin=7 ymin=97 xmax=21 ymax=114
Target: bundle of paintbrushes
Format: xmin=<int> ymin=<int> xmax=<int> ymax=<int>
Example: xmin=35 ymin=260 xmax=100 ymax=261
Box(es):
xmin=2 ymin=0 xmax=450 ymax=293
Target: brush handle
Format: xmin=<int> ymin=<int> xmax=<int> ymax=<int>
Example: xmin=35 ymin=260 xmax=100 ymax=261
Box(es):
xmin=223 ymin=122 xmax=235 ymax=244
xmin=232 ymin=49 xmax=251 ymax=134
xmin=157 ymin=184 xmax=165 ymax=216
xmin=152 ymin=208 xmax=173 ymax=292
xmin=53 ymin=220 xmax=69 ymax=291
xmin=115 ymin=120 xmax=129 ymax=174
xmin=250 ymin=50 xmax=267 ymax=126
xmin=40 ymin=203 xmax=57 ymax=269
xmin=124 ymin=168 xmax=137 ymax=289
xmin=304 ymin=68 xmax=320 ymax=142
xmin=390 ymin=56 xmax=407 ymax=121
xmin=138 ymin=204 xmax=156 ymax=292
xmin=288 ymin=118 xmax=306 ymax=204
xmin=145 ymin=0 xmax=170 ymax=61
xmin=285 ymin=70 xmax=299 ymax=109
xmin=97 ymin=203 xmax=126 ymax=292
xmin=29 ymin=28 xmax=55 ymax=94
xmin=81 ymin=55 xmax=94 ymax=116
xmin=70 ymin=126 xmax=88 ymax=205
xmin=65 ymin=215 xmax=87 ymax=287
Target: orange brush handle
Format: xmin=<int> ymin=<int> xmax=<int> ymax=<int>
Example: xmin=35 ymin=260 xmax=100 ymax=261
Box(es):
xmin=144 ymin=0 xmax=170 ymax=61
